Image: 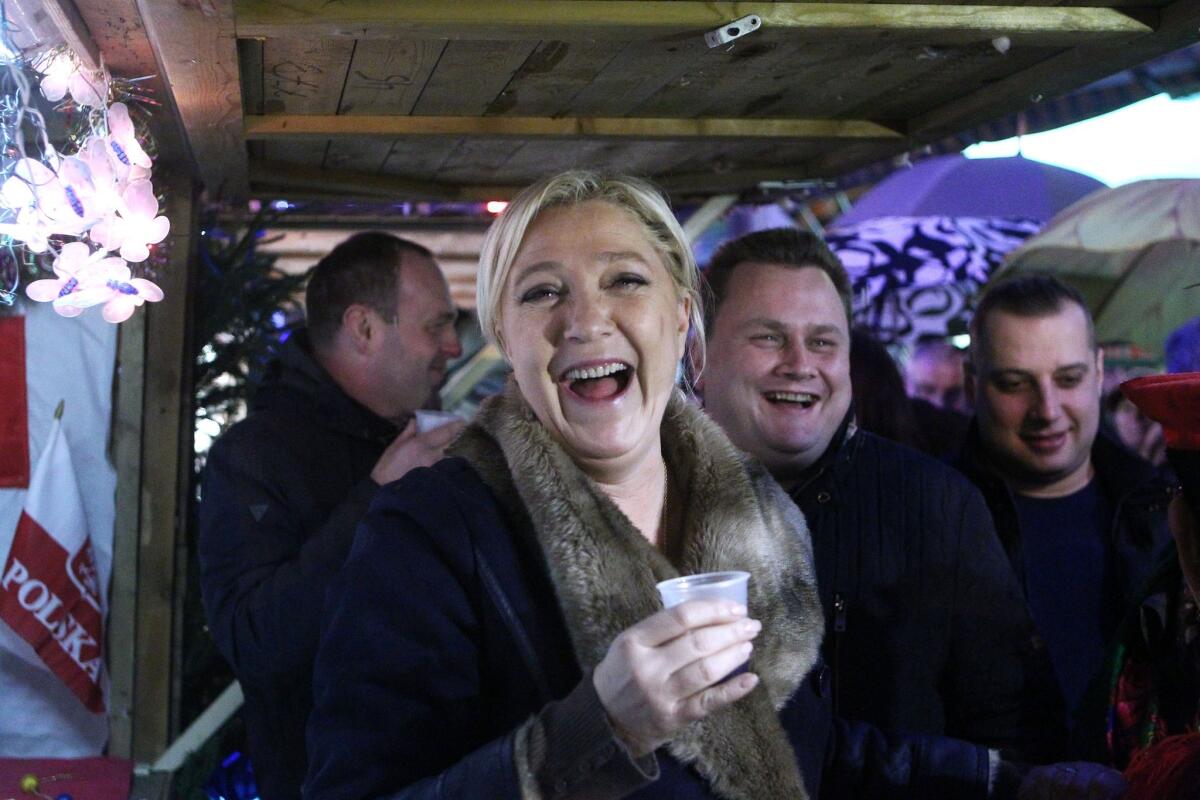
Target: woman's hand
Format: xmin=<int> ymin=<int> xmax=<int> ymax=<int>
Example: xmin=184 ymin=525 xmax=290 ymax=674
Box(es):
xmin=592 ymin=600 xmax=761 ymax=758
xmin=1018 ymin=762 xmax=1127 ymax=800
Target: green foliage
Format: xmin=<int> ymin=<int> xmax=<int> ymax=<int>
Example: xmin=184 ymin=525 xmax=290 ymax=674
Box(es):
xmin=193 ymin=211 xmax=308 ymax=429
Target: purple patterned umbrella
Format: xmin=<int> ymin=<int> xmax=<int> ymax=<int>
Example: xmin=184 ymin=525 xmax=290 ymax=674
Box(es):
xmin=827 ymin=155 xmax=1104 ymax=346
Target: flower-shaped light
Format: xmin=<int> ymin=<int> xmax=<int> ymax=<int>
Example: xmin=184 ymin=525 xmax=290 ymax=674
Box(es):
xmin=90 ymin=179 xmax=170 ymax=262
xmin=40 ymin=253 xmax=163 ymax=322
xmin=105 ymin=103 xmax=152 ymax=181
xmin=34 ymin=50 xmax=109 ymax=109
xmin=0 ymin=157 xmax=90 ymax=250
xmin=23 ymin=242 xmax=117 ymax=317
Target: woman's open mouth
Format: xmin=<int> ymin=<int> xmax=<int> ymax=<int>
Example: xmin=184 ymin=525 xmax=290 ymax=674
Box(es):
xmin=561 ymin=361 xmax=633 ymax=401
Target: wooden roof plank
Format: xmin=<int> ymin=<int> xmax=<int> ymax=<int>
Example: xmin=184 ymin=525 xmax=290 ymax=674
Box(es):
xmin=338 ymin=38 xmax=446 ymax=115
xmin=234 ymin=1 xmax=1154 ymax=45
xmin=41 ymin=0 xmax=102 ymax=71
xmin=412 ymin=40 xmax=538 ymax=115
xmin=249 ymin=158 xmax=518 ymax=200
xmin=261 ymin=37 xmax=353 ymax=113
xmin=548 ymin=40 xmax=699 ymax=117
xmin=133 ymin=0 xmax=248 ymax=199
xmin=243 ymin=114 xmax=904 ymax=140
xmin=910 ymin=0 xmax=1200 ymax=138
xmin=489 ymin=40 xmax=621 ymax=116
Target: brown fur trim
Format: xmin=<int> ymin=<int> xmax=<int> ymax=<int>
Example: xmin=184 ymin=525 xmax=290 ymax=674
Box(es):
xmin=449 ymin=382 xmax=823 ymax=799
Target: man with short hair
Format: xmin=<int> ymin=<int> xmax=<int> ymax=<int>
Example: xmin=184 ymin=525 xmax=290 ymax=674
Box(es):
xmin=906 ymin=338 xmax=969 ymax=412
xmin=699 ymin=228 xmax=1061 ymax=758
xmin=956 ymin=274 xmax=1171 ymax=753
xmin=199 ymin=232 xmax=464 ymax=800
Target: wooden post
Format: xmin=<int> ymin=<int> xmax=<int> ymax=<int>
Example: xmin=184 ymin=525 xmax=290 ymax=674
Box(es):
xmin=107 ymin=301 xmax=146 ymax=758
xmin=117 ymin=171 xmax=198 ymax=763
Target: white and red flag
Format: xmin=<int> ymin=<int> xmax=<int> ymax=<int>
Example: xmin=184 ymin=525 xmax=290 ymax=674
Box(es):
xmin=0 ymin=403 xmax=105 ymax=712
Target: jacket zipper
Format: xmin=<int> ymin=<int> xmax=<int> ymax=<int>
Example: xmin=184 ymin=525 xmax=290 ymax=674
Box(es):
xmin=832 ymin=591 xmax=847 ymax=715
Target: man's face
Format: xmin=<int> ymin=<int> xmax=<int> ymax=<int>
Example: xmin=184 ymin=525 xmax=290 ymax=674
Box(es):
xmin=968 ymin=304 xmax=1103 ymax=497
xmin=373 ymin=254 xmax=461 ymax=421
xmin=906 ymin=351 xmax=966 ymax=411
xmin=701 ymin=263 xmax=853 ymax=482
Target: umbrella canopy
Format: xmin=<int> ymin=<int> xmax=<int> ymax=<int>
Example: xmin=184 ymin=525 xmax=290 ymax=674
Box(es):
xmin=1001 ymin=179 xmax=1200 ymax=355
xmin=834 ymin=154 xmax=1106 ymax=227
xmin=826 ymin=216 xmax=1041 ymax=345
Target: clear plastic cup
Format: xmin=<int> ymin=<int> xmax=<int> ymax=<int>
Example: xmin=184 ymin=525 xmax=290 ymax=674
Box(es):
xmin=656 ymin=571 xmax=752 ymax=681
xmin=656 ymin=571 xmax=750 ymax=610
xmin=414 ymin=409 xmax=464 ymax=434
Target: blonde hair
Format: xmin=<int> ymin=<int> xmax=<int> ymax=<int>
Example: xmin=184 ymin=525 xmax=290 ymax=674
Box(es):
xmin=476 ymin=170 xmax=705 ymax=375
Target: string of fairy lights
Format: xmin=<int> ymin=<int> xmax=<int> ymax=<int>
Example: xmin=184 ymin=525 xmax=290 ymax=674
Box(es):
xmin=0 ymin=0 xmax=168 ymax=322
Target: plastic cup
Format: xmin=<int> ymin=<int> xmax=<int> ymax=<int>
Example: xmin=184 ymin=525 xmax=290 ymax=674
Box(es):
xmin=656 ymin=571 xmax=750 ymax=610
xmin=414 ymin=409 xmax=464 ymax=434
xmin=656 ymin=571 xmax=752 ymax=682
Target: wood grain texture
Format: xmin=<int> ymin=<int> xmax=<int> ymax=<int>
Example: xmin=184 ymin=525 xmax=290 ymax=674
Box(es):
xmin=234 ymin=1 xmax=1153 ymax=44
xmin=135 ymin=0 xmax=248 ymax=198
xmin=911 ymin=0 xmax=1200 ymax=137
xmin=412 ymin=40 xmax=537 ymax=115
xmin=107 ymin=304 xmax=146 ymax=759
xmin=243 ymin=114 xmax=903 ymax=140
xmin=338 ymin=38 xmax=445 ymax=114
xmin=132 ymin=172 xmax=196 ymax=761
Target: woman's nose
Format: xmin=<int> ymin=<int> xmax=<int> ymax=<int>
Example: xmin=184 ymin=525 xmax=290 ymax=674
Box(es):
xmin=564 ymin=292 xmax=613 ymax=342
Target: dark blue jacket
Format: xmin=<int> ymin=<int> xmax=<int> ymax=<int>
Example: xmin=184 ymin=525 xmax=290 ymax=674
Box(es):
xmin=304 ymin=458 xmax=994 ymax=800
xmin=199 ymin=333 xmax=395 ymax=800
xmin=792 ymin=427 xmax=1063 ymax=760
xmin=954 ymin=426 xmax=1173 ymax=758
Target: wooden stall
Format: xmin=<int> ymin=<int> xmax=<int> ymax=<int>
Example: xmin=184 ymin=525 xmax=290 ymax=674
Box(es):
xmin=15 ymin=0 xmax=1199 ymax=773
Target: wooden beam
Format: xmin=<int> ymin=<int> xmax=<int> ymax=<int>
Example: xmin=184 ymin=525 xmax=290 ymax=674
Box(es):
xmin=249 ymin=159 xmax=519 ymax=201
xmin=132 ymin=172 xmax=197 ymax=762
xmin=107 ymin=301 xmax=146 ymax=759
xmin=244 ymin=115 xmax=903 ymax=141
xmin=39 ymin=0 xmax=102 ymax=71
xmin=134 ymin=0 xmax=249 ymax=199
xmin=911 ymin=0 xmax=1200 ymax=140
xmin=235 ymin=1 xmax=1153 ymax=44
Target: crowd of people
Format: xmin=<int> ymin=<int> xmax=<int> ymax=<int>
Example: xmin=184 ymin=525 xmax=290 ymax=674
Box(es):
xmin=198 ymin=171 xmax=1200 ymax=800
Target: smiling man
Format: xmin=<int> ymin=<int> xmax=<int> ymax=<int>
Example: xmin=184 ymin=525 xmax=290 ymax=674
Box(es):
xmin=699 ymin=228 xmax=1062 ymax=760
xmin=956 ymin=274 xmax=1172 ymax=750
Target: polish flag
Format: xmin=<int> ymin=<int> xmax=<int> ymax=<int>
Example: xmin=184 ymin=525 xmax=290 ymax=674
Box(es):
xmin=0 ymin=405 xmax=105 ymax=712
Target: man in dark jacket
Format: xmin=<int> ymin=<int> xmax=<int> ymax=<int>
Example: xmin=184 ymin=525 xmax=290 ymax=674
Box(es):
xmin=199 ymin=232 xmax=464 ymax=800
xmin=698 ymin=228 xmax=1063 ymax=760
xmin=955 ymin=273 xmax=1172 ymax=754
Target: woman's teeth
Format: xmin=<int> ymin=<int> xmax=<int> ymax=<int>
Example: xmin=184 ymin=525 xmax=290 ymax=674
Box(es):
xmin=564 ymin=363 xmax=628 ymax=381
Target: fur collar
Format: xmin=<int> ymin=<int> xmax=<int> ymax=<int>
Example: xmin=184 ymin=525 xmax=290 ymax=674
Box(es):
xmin=450 ymin=382 xmax=823 ymax=799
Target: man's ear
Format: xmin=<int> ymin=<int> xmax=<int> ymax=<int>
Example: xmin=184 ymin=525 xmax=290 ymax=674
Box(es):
xmin=341 ymin=304 xmax=375 ymax=355
xmin=1095 ymin=346 xmax=1105 ymax=397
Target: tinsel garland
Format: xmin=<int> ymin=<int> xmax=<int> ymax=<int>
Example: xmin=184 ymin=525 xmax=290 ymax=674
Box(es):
xmin=0 ymin=1 xmax=169 ymax=322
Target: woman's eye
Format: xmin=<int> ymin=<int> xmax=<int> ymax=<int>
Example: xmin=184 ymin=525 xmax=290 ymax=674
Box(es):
xmin=612 ymin=273 xmax=648 ymax=289
xmin=519 ymin=286 xmax=560 ymax=304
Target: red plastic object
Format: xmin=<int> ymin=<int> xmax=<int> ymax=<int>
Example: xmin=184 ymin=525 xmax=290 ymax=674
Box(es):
xmin=0 ymin=315 xmax=30 ymax=487
xmin=0 ymin=756 xmax=132 ymax=800
xmin=1121 ymin=373 xmax=1200 ymax=450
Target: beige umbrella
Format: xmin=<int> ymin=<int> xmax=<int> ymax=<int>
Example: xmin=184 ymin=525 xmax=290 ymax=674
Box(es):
xmin=999 ymin=179 xmax=1200 ymax=356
